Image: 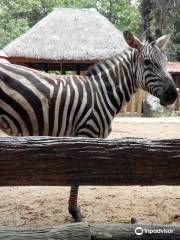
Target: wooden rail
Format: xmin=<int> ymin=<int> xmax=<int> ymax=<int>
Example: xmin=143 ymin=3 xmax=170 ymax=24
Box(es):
xmin=0 ymin=137 xmax=180 ymax=186
xmin=0 ymin=137 xmax=180 ymax=239
xmin=0 ymin=222 xmax=179 ymax=239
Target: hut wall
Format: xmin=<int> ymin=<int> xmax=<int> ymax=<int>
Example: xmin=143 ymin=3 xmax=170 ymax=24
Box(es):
xmin=173 ymin=74 xmax=180 ymax=88
xmin=119 ymin=90 xmax=146 ymax=117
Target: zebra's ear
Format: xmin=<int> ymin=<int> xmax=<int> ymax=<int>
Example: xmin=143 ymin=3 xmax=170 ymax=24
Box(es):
xmin=123 ymin=31 xmax=143 ymax=50
xmin=156 ymin=34 xmax=171 ymax=49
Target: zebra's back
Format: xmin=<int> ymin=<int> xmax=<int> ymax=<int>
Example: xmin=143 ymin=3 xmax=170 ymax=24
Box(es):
xmin=0 ymin=63 xmax=94 ymax=137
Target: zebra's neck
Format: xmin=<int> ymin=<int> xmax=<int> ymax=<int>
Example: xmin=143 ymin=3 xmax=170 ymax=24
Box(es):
xmin=87 ymin=49 xmax=138 ymax=116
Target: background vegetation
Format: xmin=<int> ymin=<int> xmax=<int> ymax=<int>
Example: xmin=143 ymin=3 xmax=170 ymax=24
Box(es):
xmin=0 ymin=0 xmax=179 ymax=60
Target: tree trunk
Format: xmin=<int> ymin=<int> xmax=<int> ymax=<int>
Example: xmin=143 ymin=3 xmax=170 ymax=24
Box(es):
xmin=139 ymin=0 xmax=153 ymax=39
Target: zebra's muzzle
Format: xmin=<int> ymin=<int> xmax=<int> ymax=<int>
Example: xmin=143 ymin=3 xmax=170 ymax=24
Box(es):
xmin=159 ymin=85 xmax=178 ymax=107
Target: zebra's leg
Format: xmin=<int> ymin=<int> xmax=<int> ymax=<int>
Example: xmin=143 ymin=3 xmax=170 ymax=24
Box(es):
xmin=131 ymin=217 xmax=138 ymax=224
xmin=68 ymin=185 xmax=82 ymax=222
xmin=68 ymin=133 xmax=93 ymax=221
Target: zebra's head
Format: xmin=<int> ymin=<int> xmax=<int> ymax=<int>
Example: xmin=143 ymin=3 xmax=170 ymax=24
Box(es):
xmin=123 ymin=31 xmax=178 ymax=107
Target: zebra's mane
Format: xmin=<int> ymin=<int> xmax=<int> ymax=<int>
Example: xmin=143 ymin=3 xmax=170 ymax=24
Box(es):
xmin=86 ymin=60 xmax=107 ymax=77
xmin=146 ymin=35 xmax=155 ymax=43
xmin=86 ymin=48 xmax=133 ymax=78
xmin=86 ymin=54 xmax=121 ymax=77
xmin=141 ymin=30 xmax=155 ymax=44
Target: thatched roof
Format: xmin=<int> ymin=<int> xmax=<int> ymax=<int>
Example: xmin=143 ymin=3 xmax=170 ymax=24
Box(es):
xmin=3 ymin=8 xmax=127 ymax=62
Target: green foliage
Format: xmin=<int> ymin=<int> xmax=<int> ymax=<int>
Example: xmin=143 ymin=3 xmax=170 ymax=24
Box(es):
xmin=0 ymin=11 xmax=29 ymax=48
xmin=97 ymin=0 xmax=140 ymax=34
xmin=175 ymin=33 xmax=180 ymax=43
xmin=175 ymin=44 xmax=180 ymax=51
xmin=0 ymin=18 xmax=29 ymax=48
xmin=174 ymin=18 xmax=180 ymax=33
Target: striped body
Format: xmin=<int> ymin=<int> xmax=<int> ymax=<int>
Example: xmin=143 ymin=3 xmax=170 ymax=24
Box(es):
xmin=0 ymin=53 xmax=136 ymax=138
xmin=0 ymin=64 xmax=91 ymax=137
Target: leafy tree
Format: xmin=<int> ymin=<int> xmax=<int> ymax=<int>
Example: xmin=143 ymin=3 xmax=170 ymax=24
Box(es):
xmin=0 ymin=17 xmax=29 ymax=48
xmin=96 ymin=0 xmax=140 ymax=34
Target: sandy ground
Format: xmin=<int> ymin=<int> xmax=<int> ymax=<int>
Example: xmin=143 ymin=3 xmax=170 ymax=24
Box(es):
xmin=0 ymin=117 xmax=180 ymax=227
xmin=108 ymin=117 xmax=180 ymax=139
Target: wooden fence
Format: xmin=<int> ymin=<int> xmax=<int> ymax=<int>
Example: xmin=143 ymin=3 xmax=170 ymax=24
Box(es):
xmin=0 ymin=137 xmax=180 ymax=185
xmin=0 ymin=222 xmax=180 ymax=239
xmin=0 ymin=136 xmax=180 ymax=239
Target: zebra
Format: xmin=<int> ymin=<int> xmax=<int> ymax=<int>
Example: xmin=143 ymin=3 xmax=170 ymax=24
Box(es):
xmin=0 ymin=31 xmax=177 ymax=222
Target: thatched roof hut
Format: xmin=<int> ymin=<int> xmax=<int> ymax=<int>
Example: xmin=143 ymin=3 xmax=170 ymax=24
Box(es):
xmin=3 ymin=8 xmax=127 ymax=73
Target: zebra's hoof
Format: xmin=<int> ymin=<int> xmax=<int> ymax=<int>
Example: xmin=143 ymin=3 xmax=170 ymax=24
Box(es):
xmin=131 ymin=217 xmax=138 ymax=224
xmin=69 ymin=206 xmax=82 ymax=222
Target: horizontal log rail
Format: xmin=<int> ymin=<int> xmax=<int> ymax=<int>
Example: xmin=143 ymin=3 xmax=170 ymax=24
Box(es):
xmin=0 ymin=222 xmax=179 ymax=239
xmin=0 ymin=137 xmax=179 ymax=186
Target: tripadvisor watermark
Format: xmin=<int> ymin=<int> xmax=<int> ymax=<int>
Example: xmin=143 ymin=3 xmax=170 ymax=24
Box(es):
xmin=135 ymin=226 xmax=173 ymax=236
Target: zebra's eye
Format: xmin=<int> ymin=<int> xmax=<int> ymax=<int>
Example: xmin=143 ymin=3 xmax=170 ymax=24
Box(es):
xmin=144 ymin=58 xmax=151 ymax=66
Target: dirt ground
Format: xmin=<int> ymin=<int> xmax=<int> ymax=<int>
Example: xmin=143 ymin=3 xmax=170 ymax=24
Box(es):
xmin=0 ymin=117 xmax=180 ymax=227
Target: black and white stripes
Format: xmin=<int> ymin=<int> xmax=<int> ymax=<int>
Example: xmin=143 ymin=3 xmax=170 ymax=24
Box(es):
xmin=0 ymin=64 xmax=94 ymax=137
xmin=0 ymin=52 xmax=139 ymax=138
